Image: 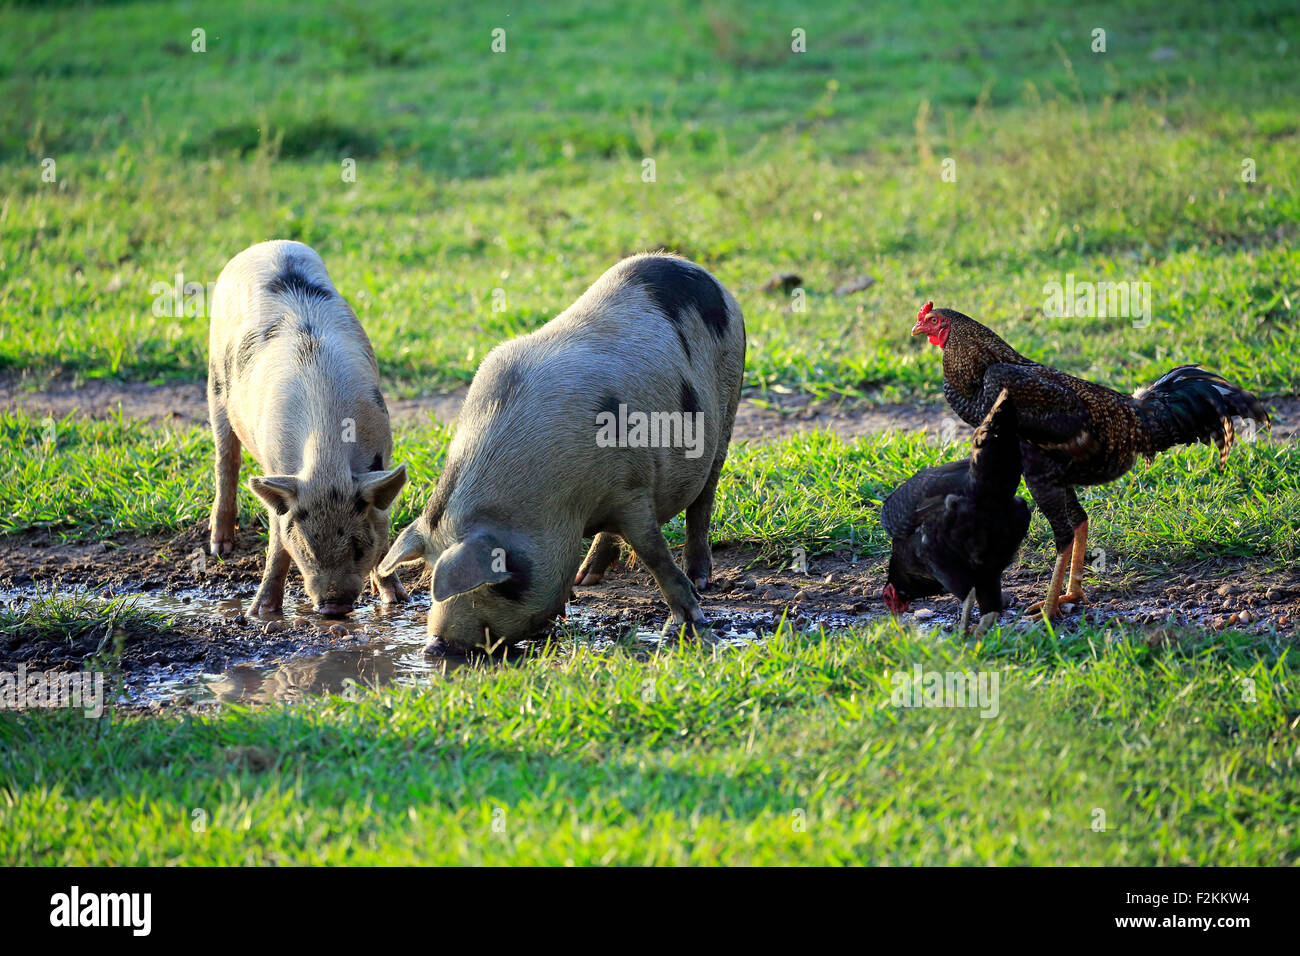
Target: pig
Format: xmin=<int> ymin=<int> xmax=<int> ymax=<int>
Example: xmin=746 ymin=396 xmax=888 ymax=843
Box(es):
xmin=207 ymin=240 xmax=408 ymax=617
xmin=378 ymin=253 xmax=745 ymax=652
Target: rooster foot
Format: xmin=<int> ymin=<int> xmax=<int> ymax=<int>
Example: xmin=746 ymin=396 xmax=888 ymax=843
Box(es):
xmin=1026 ymin=592 xmax=1088 ymax=619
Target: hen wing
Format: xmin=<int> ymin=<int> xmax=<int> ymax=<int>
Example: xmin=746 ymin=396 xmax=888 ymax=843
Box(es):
xmin=880 ymin=461 xmax=968 ymax=539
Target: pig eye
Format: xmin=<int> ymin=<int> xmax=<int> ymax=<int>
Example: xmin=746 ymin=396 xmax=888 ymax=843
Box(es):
xmin=351 ymin=537 xmax=367 ymax=561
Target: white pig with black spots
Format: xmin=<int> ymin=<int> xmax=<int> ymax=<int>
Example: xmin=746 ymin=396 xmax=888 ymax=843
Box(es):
xmin=207 ymin=240 xmax=408 ymax=617
xmin=379 ymin=253 xmax=745 ymax=652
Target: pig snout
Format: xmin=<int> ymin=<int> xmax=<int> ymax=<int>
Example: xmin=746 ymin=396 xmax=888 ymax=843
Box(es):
xmin=307 ymin=574 xmax=366 ymax=616
xmin=317 ymin=601 xmax=354 ymax=617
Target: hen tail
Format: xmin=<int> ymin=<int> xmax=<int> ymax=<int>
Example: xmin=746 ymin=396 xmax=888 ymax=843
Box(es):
xmin=969 ymin=387 xmax=1023 ymax=503
xmin=1134 ymin=365 xmax=1270 ymax=463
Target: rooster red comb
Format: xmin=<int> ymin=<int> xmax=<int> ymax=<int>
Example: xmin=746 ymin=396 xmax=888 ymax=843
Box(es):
xmin=917 ymin=301 xmax=934 ymax=322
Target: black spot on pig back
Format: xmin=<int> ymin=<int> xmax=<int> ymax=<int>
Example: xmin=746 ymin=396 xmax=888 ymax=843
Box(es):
xmin=235 ymin=328 xmax=262 ymax=372
xmin=235 ymin=318 xmax=290 ymax=372
xmin=266 ymin=263 xmax=332 ymax=302
xmin=680 ymin=378 xmax=701 ymax=415
xmin=489 ymin=364 xmax=527 ymax=409
xmin=629 ymin=257 xmax=728 ymax=350
xmin=595 ymin=392 xmax=622 ymax=420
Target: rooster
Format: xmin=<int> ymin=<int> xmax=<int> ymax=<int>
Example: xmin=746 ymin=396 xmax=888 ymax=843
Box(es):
xmin=911 ymin=301 xmax=1270 ymax=618
xmin=881 ymin=388 xmax=1031 ymax=633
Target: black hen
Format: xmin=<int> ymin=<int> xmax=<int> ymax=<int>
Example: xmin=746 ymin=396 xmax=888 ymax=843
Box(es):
xmin=881 ymin=389 xmax=1031 ymax=627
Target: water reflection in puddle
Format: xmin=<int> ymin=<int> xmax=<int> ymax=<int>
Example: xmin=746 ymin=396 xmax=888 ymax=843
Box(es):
xmin=189 ymin=643 xmax=468 ymax=706
xmin=140 ymin=589 xmax=446 ymax=706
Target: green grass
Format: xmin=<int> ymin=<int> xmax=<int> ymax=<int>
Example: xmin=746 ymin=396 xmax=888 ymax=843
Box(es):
xmin=2 ymin=620 xmax=1296 ymax=864
xmin=0 ymin=591 xmax=172 ymax=645
xmin=1 ymin=0 xmax=1297 ymax=398
xmin=1 ymin=409 xmax=1296 ymax=575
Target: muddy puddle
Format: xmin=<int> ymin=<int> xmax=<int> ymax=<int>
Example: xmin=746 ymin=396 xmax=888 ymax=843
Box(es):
xmin=0 ymin=583 xmax=890 ymax=710
xmin=114 ymin=589 xmax=441 ymax=707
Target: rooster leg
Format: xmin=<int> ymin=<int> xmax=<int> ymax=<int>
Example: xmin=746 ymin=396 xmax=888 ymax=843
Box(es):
xmin=1058 ymin=519 xmax=1089 ymax=608
xmin=1027 ymin=549 xmax=1070 ymax=619
xmin=1027 ymin=521 xmax=1089 ymax=618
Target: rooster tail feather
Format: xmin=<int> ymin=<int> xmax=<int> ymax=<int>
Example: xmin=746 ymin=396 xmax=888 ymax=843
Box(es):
xmin=1134 ymin=365 xmax=1269 ymax=462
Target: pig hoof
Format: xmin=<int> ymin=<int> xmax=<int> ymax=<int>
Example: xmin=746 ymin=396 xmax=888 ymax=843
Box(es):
xmin=575 ymin=571 xmax=604 ymax=586
xmin=210 ymin=538 xmax=233 ymax=557
xmin=691 ymin=575 xmax=709 ymax=594
xmin=380 ymin=579 xmax=410 ymax=605
xmin=662 ymin=613 xmax=712 ymax=641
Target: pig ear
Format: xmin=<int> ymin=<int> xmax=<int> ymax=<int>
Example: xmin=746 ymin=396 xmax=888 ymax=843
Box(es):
xmin=431 ymin=533 xmax=512 ymax=602
xmin=249 ymin=475 xmax=299 ymax=515
xmin=358 ymin=463 xmax=407 ymax=512
xmin=377 ymin=518 xmax=431 ymax=577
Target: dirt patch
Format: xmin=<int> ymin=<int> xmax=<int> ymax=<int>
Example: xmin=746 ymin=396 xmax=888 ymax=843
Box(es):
xmin=5 ymin=374 xmax=1298 ymax=443
xmin=731 ymin=391 xmax=946 ymax=442
xmin=0 ymin=375 xmax=465 ymax=431
xmin=0 ymin=522 xmax=264 ymax=596
xmin=2 ymin=524 xmax=1296 ymax=688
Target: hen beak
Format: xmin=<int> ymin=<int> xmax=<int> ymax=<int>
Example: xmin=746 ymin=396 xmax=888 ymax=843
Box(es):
xmin=910 ymin=322 xmax=926 ymax=336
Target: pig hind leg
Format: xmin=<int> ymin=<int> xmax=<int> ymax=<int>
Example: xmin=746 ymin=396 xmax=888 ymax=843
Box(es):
xmin=208 ymin=400 xmax=241 ymax=557
xmin=684 ymin=452 xmax=725 ymax=591
xmin=574 ymin=532 xmax=626 ymax=586
xmin=619 ymin=502 xmax=706 ymax=632
xmin=249 ymin=521 xmax=292 ymax=616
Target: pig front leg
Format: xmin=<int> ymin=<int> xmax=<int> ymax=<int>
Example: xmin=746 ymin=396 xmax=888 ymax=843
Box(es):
xmin=619 ymin=505 xmax=708 ymax=635
xmin=248 ymin=521 xmax=291 ymax=616
xmin=208 ymin=401 xmax=242 ymax=557
xmin=371 ymin=568 xmax=410 ymax=605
